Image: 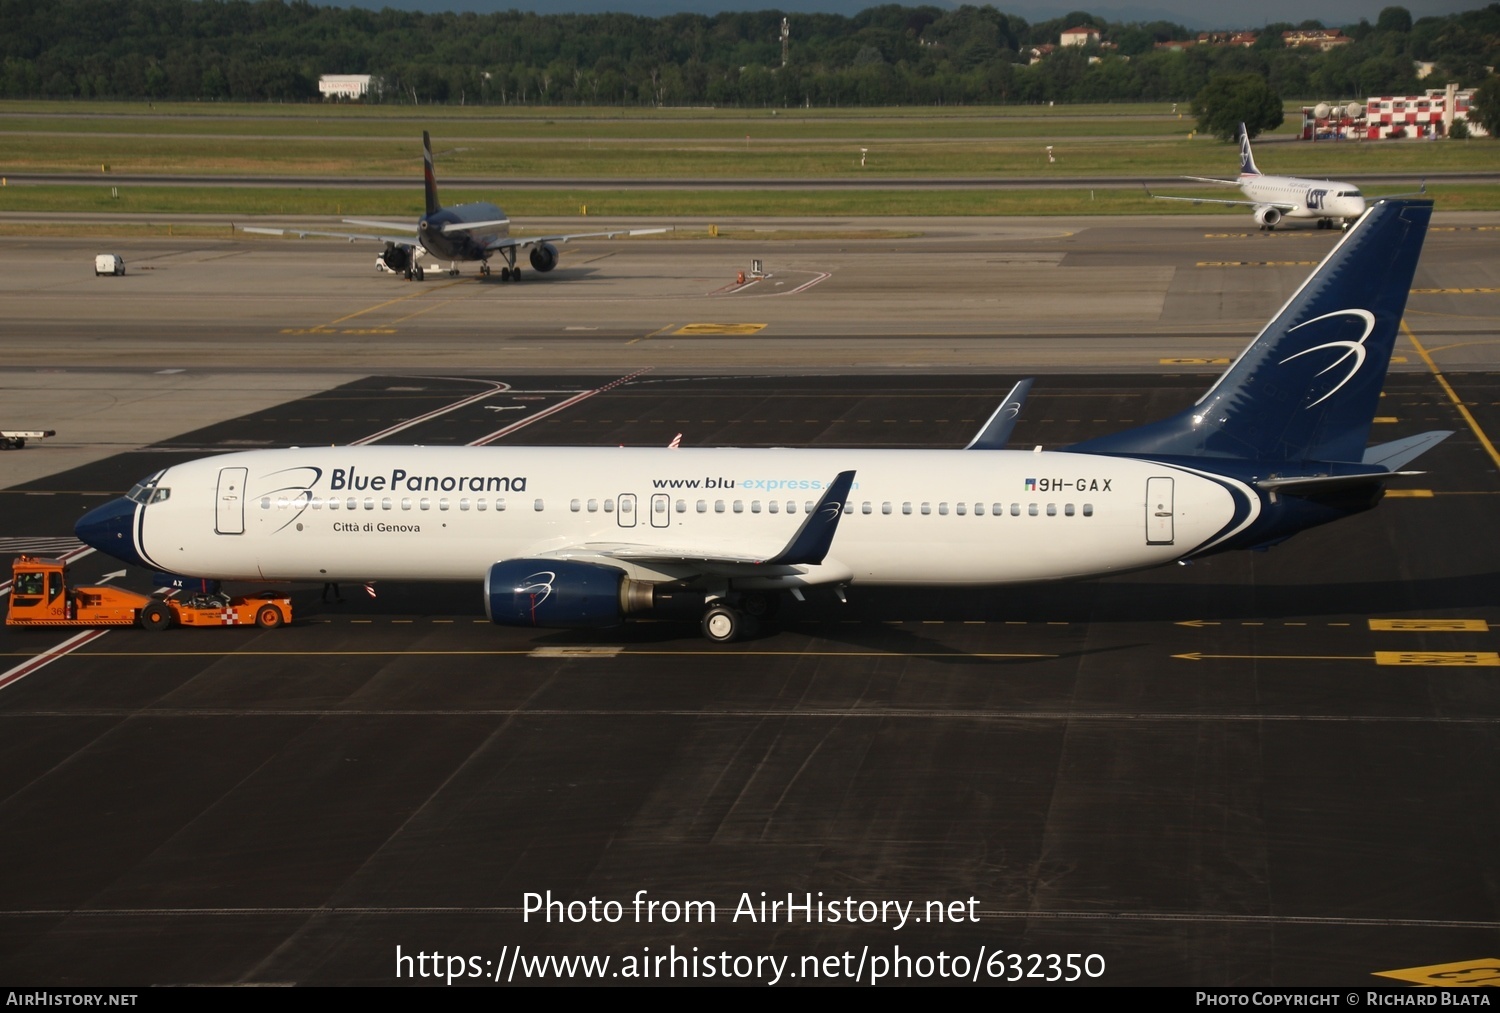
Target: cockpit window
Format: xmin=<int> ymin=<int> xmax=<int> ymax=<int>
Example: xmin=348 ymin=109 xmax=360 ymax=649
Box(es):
xmin=149 ymin=488 xmax=171 ymax=504
xmin=1338 ymin=190 xmax=1363 ymax=198
xmin=125 ymin=470 xmax=167 ymax=504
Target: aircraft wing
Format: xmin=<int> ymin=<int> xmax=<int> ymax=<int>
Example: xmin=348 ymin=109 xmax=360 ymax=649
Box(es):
xmin=1142 ymin=182 xmax=1296 ymax=212
xmin=542 ymin=469 xmax=856 ymax=574
xmin=482 ymin=227 xmax=670 ymax=252
xmin=1181 ymin=175 xmax=1241 ymax=186
xmin=1145 ymin=191 xmax=1299 ymax=212
xmin=439 ymin=218 xmax=511 ymax=235
xmin=239 ymin=224 xmax=418 ymax=246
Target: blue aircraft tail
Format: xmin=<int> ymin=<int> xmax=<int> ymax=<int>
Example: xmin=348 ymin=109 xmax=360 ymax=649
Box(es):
xmin=422 ymin=130 xmax=441 ymax=217
xmin=1071 ymin=199 xmax=1432 ymax=465
xmin=1238 ymin=123 xmax=1261 ymax=176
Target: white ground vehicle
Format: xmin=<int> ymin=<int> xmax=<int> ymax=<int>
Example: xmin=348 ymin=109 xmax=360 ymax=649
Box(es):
xmin=94 ymin=254 xmax=125 ymax=276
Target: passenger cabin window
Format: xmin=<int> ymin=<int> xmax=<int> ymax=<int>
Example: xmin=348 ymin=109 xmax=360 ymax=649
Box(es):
xmin=533 ymin=499 xmax=544 ymax=511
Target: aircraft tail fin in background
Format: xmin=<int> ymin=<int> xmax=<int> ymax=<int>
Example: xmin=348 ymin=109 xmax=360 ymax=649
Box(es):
xmin=422 ymin=130 xmax=441 ymax=217
xmin=1070 ymin=199 xmax=1433 ymax=465
xmin=1238 ymin=123 xmax=1262 ymax=177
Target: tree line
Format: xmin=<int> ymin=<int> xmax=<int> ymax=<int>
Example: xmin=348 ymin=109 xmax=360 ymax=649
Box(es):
xmin=2 ymin=0 xmax=1497 ymax=106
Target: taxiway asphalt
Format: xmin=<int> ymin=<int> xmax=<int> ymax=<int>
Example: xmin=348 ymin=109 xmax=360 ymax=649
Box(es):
xmin=0 ymin=216 xmax=1497 ymax=986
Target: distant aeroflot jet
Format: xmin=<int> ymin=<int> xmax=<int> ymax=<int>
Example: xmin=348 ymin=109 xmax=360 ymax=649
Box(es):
xmin=241 ymin=131 xmax=667 ymax=281
xmin=82 ymin=201 xmax=1444 ymax=643
xmin=1148 ymin=122 xmax=1369 ymax=231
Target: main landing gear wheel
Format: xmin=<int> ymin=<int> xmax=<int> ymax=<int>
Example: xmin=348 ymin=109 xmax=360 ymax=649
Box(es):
xmin=500 ymin=267 xmax=512 ymax=281
xmin=740 ymin=592 xmax=780 ymax=619
xmin=702 ymin=604 xmax=757 ymax=643
xmin=255 ymin=604 xmax=283 ymax=629
xmin=139 ymin=601 xmax=171 ymax=631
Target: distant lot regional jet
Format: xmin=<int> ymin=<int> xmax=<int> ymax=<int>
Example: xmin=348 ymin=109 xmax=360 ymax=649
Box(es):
xmin=1148 ymin=123 xmax=1370 ymax=231
xmin=241 ymin=131 xmax=667 ymax=281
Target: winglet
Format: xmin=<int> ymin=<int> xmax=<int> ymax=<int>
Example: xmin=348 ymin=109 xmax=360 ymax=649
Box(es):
xmin=763 ymin=470 xmax=856 ymax=566
xmin=965 ymin=378 xmax=1034 ymax=450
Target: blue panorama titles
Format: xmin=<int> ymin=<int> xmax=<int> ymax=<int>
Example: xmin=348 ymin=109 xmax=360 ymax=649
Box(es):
xmin=328 ymin=467 xmax=527 ymax=494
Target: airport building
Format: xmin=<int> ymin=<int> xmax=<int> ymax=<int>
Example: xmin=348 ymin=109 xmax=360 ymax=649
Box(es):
xmin=318 ymin=74 xmax=375 ymax=100
xmin=1298 ymin=84 xmax=1487 ymax=140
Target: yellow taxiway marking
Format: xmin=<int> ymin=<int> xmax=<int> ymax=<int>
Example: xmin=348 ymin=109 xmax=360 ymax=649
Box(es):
xmin=1370 ymin=618 xmax=1490 ymax=632
xmin=673 ymin=323 xmax=768 ymax=336
xmin=1196 ymin=261 xmax=1319 ymax=267
xmin=277 ymin=278 xmax=471 ymax=336
xmin=326 ymin=278 xmax=469 ymax=327
xmin=1376 ymin=651 xmax=1500 ymax=666
xmin=1176 ymin=651 xmax=1499 ymax=665
xmin=1411 ymin=287 xmax=1500 ymax=294
xmin=1373 ymin=958 xmax=1500 ymax=986
xmin=626 ymin=323 xmax=678 ymax=346
xmin=1383 ymin=488 xmax=1434 ymax=497
xmin=1373 ymin=416 xmax=1399 ymax=423
xmin=37 ymin=648 xmax=1057 ymax=660
xmin=1403 ymin=319 xmax=1500 ymax=474
xmin=1160 ymin=357 xmax=1231 ymax=365
xmin=277 ymin=328 xmax=400 ymax=335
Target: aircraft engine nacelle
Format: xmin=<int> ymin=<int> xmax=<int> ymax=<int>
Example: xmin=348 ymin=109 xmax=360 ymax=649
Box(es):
xmin=378 ymin=242 xmax=413 ymax=274
xmin=484 ymin=559 xmax=659 ymax=629
xmin=1254 ymin=206 xmax=1282 ymax=228
xmin=528 ymin=243 xmax=559 ymax=273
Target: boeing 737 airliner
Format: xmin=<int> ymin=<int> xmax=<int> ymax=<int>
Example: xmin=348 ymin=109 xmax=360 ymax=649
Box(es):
xmin=78 ymin=200 xmax=1444 ymax=642
xmin=1149 ymin=123 xmax=1367 ymax=230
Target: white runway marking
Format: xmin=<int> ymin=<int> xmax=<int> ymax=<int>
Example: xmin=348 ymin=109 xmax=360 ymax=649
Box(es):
xmin=0 ymin=628 xmax=109 ymax=694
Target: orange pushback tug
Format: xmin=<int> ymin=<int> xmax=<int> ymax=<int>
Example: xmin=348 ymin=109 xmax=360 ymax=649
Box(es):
xmin=5 ymin=556 xmax=291 ymax=631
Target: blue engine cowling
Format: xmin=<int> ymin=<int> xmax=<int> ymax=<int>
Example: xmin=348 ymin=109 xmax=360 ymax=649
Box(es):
xmin=528 ymin=243 xmax=559 ymax=272
xmin=485 ymin=559 xmax=658 ymax=628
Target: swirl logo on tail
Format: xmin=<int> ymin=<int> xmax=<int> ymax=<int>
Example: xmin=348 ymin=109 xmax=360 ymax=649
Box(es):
xmin=1278 ymin=309 xmax=1377 ymax=408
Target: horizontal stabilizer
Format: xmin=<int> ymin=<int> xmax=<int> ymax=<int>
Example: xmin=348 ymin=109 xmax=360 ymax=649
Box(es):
xmin=1256 ymin=470 xmax=1420 ymax=494
xmin=1361 ymin=430 xmax=1453 ymax=470
xmin=965 ymin=378 xmax=1033 ymax=450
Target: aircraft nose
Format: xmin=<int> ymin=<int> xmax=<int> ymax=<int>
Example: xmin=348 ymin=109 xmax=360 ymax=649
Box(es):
xmin=75 ymin=497 xmax=145 ymax=566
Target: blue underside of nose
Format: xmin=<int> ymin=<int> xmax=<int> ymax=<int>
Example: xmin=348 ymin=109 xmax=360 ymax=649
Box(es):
xmin=75 ymin=497 xmax=145 ymax=567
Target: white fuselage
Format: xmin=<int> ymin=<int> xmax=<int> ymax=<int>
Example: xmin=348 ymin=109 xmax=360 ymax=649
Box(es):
xmin=127 ymin=446 xmax=1258 ymax=590
xmin=1239 ymin=173 xmax=1365 ymax=220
